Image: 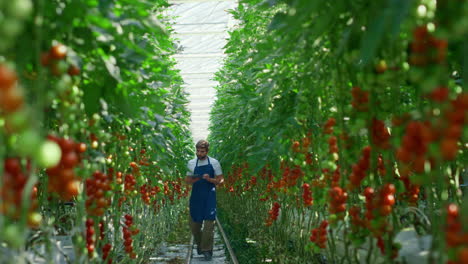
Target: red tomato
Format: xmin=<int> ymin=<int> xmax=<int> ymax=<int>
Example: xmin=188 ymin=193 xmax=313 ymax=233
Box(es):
xmin=0 ymin=65 xmax=18 ymax=90
xmin=50 ymin=44 xmax=67 ymax=60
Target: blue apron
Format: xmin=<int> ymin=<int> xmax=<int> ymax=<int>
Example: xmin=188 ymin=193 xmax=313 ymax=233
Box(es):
xmin=190 ymin=157 xmax=217 ymax=223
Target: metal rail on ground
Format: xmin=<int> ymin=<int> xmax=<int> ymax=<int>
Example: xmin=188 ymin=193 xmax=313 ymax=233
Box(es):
xmin=216 ymin=216 xmax=239 ymax=264
xmin=186 ymin=236 xmax=194 ymax=264
xmin=186 ymin=217 xmax=239 ymax=264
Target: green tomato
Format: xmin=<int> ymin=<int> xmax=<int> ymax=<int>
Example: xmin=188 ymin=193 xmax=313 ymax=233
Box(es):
xmin=332 ymin=152 xmax=339 ymax=161
xmin=92 ymin=113 xmax=100 ymax=122
xmin=15 ymin=129 xmax=41 ymax=156
xmin=56 ymin=75 xmax=73 ymax=94
xmin=4 ymin=109 xmax=29 ymax=132
xmin=55 ymin=61 xmax=69 ymax=76
xmin=0 ymin=18 xmax=23 ymax=38
xmin=7 ymin=0 xmax=33 ymax=19
xmin=28 ymin=212 xmax=42 ymax=227
xmin=3 ymin=224 xmax=23 ymax=248
xmin=35 ymin=140 xmax=62 ymax=168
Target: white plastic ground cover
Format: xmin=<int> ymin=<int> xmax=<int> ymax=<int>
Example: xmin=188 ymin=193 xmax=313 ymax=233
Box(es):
xmin=167 ymin=0 xmax=237 ymax=142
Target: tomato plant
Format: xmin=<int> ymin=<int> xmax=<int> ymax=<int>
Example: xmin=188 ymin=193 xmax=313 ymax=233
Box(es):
xmin=210 ymin=0 xmax=467 ymax=263
xmin=1 ymin=0 xmax=193 ymax=263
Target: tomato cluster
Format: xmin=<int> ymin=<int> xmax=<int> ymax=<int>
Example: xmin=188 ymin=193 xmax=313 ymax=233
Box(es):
xmin=376 ymin=236 xmax=399 ymax=259
xmin=163 ymin=181 xmax=175 ymax=203
xmin=399 ymin=171 xmax=420 ymax=206
xmin=98 ymin=220 xmax=105 ymax=240
xmin=301 ymin=183 xmax=313 ymax=207
xmin=45 ymin=135 xmax=84 ymax=200
xmin=0 ymin=64 xmax=23 ymax=114
xmin=328 ymin=136 xmax=338 ymax=154
xmin=363 ymin=184 xmax=396 ymax=236
xmin=428 ymin=86 xmax=449 ymax=102
xmin=265 ymin=202 xmax=281 ymax=226
xmin=102 ymin=243 xmax=112 ymax=263
xmin=396 ymin=121 xmax=431 ymax=174
xmin=446 ymin=204 xmax=468 ymax=264
xmin=41 ymin=44 xmax=80 ymax=78
xmin=85 ymin=218 xmax=95 ymax=257
xmin=328 ymin=186 xmax=347 ymax=221
xmin=375 ymin=184 xmax=396 ymax=218
xmin=292 ymin=134 xmax=311 ymax=154
xmin=292 ymin=140 xmax=301 ymax=153
xmin=173 ymin=180 xmax=186 ymax=200
xmin=396 ymin=92 xmax=466 ymax=184
xmin=323 ymin=117 xmax=336 ymax=134
xmin=351 ymin=86 xmax=369 ymax=112
xmin=438 ymin=93 xmax=467 ymax=161
xmin=136 ymin=148 xmax=151 ymax=166
xmin=85 ymin=171 xmax=111 ymax=216
xmin=349 ymin=206 xmax=365 ymax=231
xmin=310 ymin=220 xmax=328 ymax=249
xmin=124 ymin=174 xmax=136 ymax=196
xmin=279 ymin=166 xmax=304 ymax=189
xmin=123 ymin=214 xmax=138 ymax=259
xmin=409 ymin=25 xmax=447 ymax=66
xmin=370 ymin=119 xmax=390 ymax=149
xmin=377 ymin=155 xmax=386 ymax=177
xmin=1 ymin=158 xmax=39 ymax=227
xmin=140 ymin=184 xmax=163 ymax=205
xmin=140 ymin=184 xmax=152 ymax=205
xmin=348 ymin=146 xmax=371 ymax=189
xmin=116 ymin=171 xmax=123 ymax=185
xmin=129 ymin=161 xmax=140 ymax=174
xmin=250 ymin=176 xmax=257 ymax=187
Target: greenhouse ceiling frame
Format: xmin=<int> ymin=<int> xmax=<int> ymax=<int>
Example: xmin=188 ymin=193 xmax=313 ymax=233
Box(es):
xmin=168 ymin=0 xmax=237 ymax=142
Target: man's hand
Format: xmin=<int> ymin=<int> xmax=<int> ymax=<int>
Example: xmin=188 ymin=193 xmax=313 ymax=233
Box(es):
xmin=203 ymin=174 xmax=224 ymax=185
xmin=202 ymin=174 xmax=210 ymax=181
xmin=203 ymin=174 xmax=217 ymax=184
xmin=185 ymin=176 xmax=200 ymax=185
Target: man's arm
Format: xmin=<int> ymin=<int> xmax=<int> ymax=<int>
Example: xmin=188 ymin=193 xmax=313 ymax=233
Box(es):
xmin=206 ymin=158 xmax=224 ymax=185
xmin=185 ymin=160 xmax=198 ymax=185
xmin=185 ymin=175 xmax=199 ymax=185
xmin=203 ymin=174 xmax=224 ymax=185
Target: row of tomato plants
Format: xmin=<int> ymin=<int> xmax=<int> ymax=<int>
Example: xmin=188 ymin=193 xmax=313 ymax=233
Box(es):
xmin=211 ymin=0 xmax=467 ymax=263
xmin=1 ymin=1 xmax=193 ymax=263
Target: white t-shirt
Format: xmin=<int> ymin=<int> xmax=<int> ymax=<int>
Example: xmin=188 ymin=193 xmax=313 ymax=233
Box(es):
xmin=186 ymin=156 xmax=223 ymax=176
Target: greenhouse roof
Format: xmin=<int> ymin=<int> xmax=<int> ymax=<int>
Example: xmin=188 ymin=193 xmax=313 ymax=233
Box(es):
xmin=168 ymin=0 xmax=237 ymax=143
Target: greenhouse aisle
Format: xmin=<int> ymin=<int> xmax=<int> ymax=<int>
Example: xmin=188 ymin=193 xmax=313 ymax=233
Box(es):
xmin=149 ymin=229 xmax=228 ymax=263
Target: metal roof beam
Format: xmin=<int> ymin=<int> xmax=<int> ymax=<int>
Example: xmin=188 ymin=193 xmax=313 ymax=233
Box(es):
xmin=169 ymin=0 xmax=235 ymax=3
xmin=174 ymin=30 xmax=227 ymax=35
xmin=173 ymin=53 xmax=225 ymax=58
xmin=174 ymin=22 xmax=228 ymax=26
xmin=181 ymin=72 xmax=217 ymax=75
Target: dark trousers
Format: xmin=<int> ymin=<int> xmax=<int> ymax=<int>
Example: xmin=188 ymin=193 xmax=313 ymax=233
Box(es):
xmin=189 ymin=215 xmax=215 ymax=252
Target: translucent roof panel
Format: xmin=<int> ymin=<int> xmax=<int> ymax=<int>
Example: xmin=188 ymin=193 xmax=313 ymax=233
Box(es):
xmin=177 ymin=35 xmax=227 ymax=54
xmin=168 ymin=0 xmax=237 ymax=143
xmin=170 ymin=2 xmax=234 ymax=24
xmin=176 ymin=57 xmax=222 ymax=74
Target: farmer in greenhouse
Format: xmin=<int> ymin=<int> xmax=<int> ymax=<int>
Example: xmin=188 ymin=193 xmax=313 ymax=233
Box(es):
xmin=186 ymin=139 xmax=224 ymax=261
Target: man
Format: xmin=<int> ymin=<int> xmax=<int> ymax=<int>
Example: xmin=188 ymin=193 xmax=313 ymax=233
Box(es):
xmin=186 ymin=140 xmax=224 ymax=261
